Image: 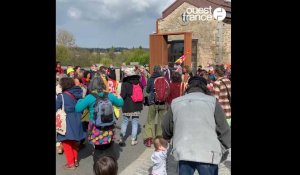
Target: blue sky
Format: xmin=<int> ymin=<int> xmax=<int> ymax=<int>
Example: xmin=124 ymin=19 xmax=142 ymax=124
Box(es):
xmin=56 ymin=0 xmax=174 ymax=48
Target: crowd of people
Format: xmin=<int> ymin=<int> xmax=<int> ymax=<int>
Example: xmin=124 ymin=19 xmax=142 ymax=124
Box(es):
xmin=56 ymin=61 xmax=231 ymax=175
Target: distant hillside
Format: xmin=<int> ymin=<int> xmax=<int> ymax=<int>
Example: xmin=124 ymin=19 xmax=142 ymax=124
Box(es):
xmin=57 ymin=45 xmax=149 ymax=67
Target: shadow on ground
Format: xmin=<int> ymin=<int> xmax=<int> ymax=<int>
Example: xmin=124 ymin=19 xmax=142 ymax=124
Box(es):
xmin=224 ymin=160 xmax=231 ymax=172
xmin=92 ymin=142 xmax=123 ymax=163
xmin=78 ymin=143 xmax=94 ymax=161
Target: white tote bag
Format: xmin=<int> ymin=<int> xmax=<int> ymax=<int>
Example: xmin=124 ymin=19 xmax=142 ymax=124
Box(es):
xmin=56 ymin=94 xmax=67 ymax=135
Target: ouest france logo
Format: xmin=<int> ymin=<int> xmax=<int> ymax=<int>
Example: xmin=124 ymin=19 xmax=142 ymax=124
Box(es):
xmin=182 ymin=6 xmax=226 ymax=22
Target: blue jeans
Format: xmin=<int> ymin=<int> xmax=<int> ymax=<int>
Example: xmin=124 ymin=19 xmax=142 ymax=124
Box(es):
xmin=120 ymin=116 xmax=139 ymax=140
xmin=179 ymin=161 xmax=218 ymax=175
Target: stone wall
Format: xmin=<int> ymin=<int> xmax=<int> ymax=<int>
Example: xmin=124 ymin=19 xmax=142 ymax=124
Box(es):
xmin=158 ymin=2 xmax=231 ymax=66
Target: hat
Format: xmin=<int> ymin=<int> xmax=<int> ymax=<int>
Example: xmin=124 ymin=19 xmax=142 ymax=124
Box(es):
xmin=67 ymin=68 xmax=74 ymax=74
xmin=188 ymin=76 xmax=207 ymax=86
xmin=124 ymin=67 xmax=137 ymax=77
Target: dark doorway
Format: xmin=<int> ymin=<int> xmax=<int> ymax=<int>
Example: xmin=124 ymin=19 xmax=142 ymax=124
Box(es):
xmin=168 ymin=39 xmax=198 ymax=74
xmin=149 ymin=32 xmax=192 ymax=74
xmin=168 ymin=40 xmax=184 ymax=64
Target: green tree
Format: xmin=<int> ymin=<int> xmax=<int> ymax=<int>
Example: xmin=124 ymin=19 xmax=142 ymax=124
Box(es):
xmin=56 ymin=29 xmax=77 ymax=65
xmin=126 ymin=48 xmax=149 ymax=65
xmin=73 ymin=48 xmax=90 ymax=67
xmin=114 ymin=52 xmax=127 ymax=66
xmin=108 ymin=46 xmax=116 ymax=62
xmin=100 ymin=57 xmax=112 ymax=66
xmin=88 ymin=52 xmax=102 ymax=66
xmin=56 ymin=45 xmax=71 ymax=65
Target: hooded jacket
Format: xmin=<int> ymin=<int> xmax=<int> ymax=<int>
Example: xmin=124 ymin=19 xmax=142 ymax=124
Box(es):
xmin=56 ymin=86 xmax=86 ymax=141
xmin=121 ymin=75 xmax=143 ymax=113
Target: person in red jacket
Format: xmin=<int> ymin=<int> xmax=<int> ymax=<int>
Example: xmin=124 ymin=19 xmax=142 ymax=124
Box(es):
xmin=82 ymin=71 xmax=91 ymax=88
xmin=56 ymin=61 xmax=64 ymax=75
xmin=166 ymin=71 xmax=186 ymax=108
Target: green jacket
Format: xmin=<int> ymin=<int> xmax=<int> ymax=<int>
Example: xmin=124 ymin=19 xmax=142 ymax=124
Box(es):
xmin=75 ymin=92 xmax=124 ymax=120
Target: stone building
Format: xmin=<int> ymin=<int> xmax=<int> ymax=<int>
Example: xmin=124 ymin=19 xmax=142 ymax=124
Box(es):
xmin=149 ymin=0 xmax=231 ymax=73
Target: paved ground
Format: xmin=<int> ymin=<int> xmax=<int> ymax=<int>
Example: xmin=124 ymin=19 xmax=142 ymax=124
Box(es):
xmin=56 ymin=106 xmax=231 ymax=175
xmin=56 ymin=106 xmax=150 ymax=175
xmin=120 ymin=146 xmax=231 ymax=175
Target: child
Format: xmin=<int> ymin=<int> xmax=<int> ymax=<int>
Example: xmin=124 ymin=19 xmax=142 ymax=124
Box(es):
xmin=93 ymin=155 xmax=118 ymax=175
xmin=151 ymin=136 xmax=169 ymax=175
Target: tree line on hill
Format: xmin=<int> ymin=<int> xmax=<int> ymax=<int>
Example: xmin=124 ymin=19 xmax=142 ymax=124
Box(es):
xmin=56 ymin=29 xmax=149 ymax=67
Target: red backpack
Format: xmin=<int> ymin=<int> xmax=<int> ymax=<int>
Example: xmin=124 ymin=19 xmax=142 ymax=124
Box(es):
xmin=154 ymin=77 xmax=170 ymax=102
xmin=131 ymin=84 xmax=143 ymax=102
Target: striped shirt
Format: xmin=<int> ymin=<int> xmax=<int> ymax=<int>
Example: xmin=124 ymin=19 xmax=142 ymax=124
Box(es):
xmin=213 ymin=78 xmax=231 ymax=118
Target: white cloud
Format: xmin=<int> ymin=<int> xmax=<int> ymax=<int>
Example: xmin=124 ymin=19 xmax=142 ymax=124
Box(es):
xmin=130 ymin=0 xmax=150 ymax=12
xmin=67 ymin=7 xmax=82 ymax=19
xmin=56 ymin=0 xmax=175 ymax=47
xmin=56 ymin=0 xmax=70 ymax=2
xmin=58 ymin=0 xmax=174 ymax=23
